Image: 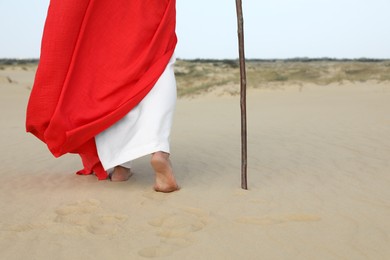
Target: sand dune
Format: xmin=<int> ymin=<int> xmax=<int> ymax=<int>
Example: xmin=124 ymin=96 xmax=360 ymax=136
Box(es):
xmin=1 ymin=65 xmax=390 ymax=259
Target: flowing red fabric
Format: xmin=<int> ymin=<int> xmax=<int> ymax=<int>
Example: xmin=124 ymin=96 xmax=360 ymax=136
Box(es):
xmin=26 ymin=0 xmax=177 ymax=180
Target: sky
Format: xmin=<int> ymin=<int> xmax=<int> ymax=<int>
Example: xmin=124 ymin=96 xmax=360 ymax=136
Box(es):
xmin=0 ymin=0 xmax=389 ymax=59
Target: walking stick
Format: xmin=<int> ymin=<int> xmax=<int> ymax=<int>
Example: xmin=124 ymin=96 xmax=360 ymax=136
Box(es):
xmin=235 ymin=0 xmax=248 ymax=189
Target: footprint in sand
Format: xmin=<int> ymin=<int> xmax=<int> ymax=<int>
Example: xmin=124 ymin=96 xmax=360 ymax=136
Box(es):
xmin=235 ymin=214 xmax=321 ymax=226
xmin=54 ymin=199 xmax=128 ymax=235
xmin=4 ymin=199 xmax=127 ymax=235
xmin=141 ymin=190 xmax=168 ymax=203
xmin=138 ymin=207 xmax=209 ymax=258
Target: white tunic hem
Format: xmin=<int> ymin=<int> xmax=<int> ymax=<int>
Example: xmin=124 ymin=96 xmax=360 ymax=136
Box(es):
xmin=102 ymin=141 xmax=170 ymax=171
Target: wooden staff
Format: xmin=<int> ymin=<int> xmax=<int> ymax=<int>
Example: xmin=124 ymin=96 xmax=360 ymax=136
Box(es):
xmin=235 ymin=0 xmax=248 ymax=189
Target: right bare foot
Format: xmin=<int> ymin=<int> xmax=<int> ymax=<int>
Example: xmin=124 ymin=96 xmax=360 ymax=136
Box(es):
xmin=151 ymin=152 xmax=179 ymax=193
xmin=110 ymin=166 xmax=132 ymax=182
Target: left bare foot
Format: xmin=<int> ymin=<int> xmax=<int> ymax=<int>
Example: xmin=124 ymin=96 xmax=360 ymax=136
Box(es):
xmin=109 ymin=166 xmax=132 ymax=182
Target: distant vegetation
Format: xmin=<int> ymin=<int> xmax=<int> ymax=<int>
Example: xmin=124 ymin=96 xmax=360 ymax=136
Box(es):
xmin=2 ymin=58 xmax=389 ymax=97
xmin=0 ymin=59 xmax=38 ymax=66
xmin=175 ymin=58 xmax=390 ymax=96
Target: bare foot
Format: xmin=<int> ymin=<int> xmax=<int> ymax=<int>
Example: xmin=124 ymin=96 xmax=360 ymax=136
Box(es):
xmin=109 ymin=166 xmax=133 ymax=182
xmin=151 ymin=152 xmax=179 ymax=193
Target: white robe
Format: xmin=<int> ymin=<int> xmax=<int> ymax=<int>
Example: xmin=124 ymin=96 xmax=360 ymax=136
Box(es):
xmin=95 ymin=55 xmax=176 ymax=171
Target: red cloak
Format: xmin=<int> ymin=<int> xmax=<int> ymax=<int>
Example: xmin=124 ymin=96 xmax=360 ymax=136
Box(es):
xmin=26 ymin=0 xmax=177 ymax=180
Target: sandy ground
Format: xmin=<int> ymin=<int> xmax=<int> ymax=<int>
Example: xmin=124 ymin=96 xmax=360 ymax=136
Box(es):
xmin=1 ymin=66 xmax=390 ymax=260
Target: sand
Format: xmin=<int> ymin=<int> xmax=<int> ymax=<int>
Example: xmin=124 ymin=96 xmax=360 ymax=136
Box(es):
xmin=1 ymin=66 xmax=390 ymax=259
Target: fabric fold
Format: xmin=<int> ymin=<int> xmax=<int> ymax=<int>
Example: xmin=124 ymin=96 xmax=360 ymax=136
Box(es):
xmin=26 ymin=0 xmax=177 ymax=180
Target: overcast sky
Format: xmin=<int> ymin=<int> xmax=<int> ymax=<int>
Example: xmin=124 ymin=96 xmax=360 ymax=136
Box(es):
xmin=1 ymin=0 xmax=389 ymax=59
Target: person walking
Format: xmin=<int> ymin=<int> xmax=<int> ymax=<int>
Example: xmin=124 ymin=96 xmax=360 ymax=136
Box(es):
xmin=26 ymin=0 xmax=179 ymax=192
